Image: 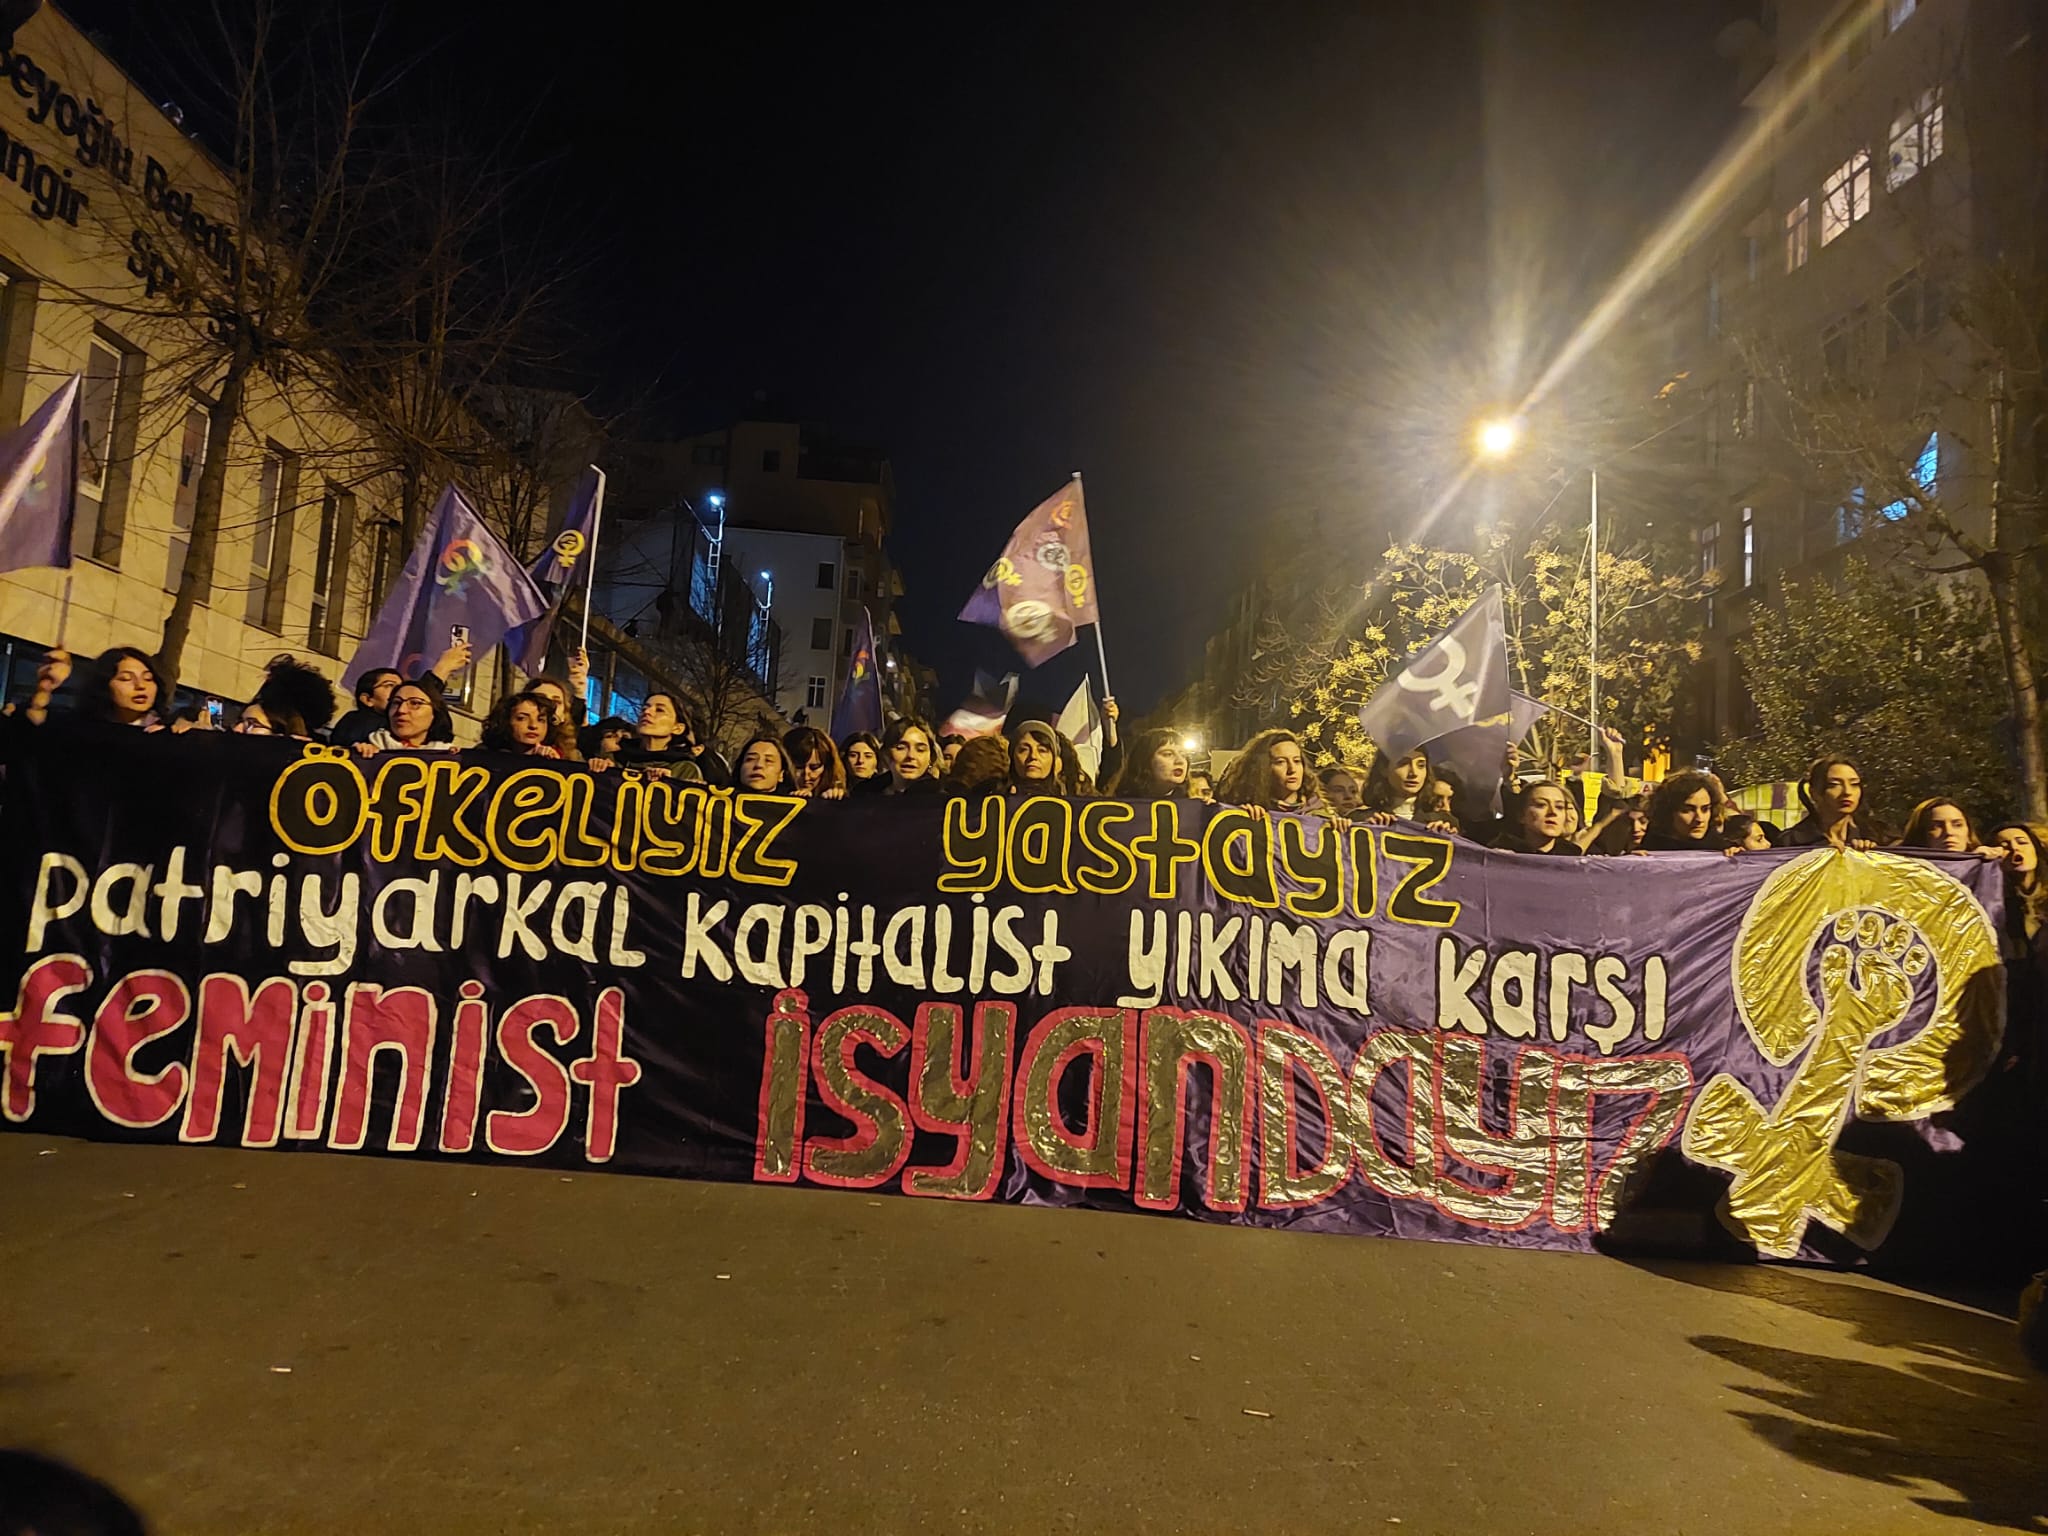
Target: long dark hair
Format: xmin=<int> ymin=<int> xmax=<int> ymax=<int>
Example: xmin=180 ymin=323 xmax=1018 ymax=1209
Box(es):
xmin=1645 ymin=769 xmax=1723 ymax=840
xmin=79 ymin=645 xmax=173 ymax=724
xmin=1989 ymin=821 xmax=2048 ymax=932
xmin=1110 ymin=728 xmax=1190 ymax=798
xmin=1797 ymin=755 xmax=1871 ymax=838
xmin=1361 ymin=746 xmax=1430 ymax=812
xmin=638 ymin=690 xmax=691 ymax=747
xmin=481 ymin=690 xmax=558 ymax=754
xmin=251 ymin=654 xmax=336 ymax=736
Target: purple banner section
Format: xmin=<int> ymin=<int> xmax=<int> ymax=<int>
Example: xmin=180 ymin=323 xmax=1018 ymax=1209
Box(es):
xmin=0 ymin=728 xmax=2007 ymax=1263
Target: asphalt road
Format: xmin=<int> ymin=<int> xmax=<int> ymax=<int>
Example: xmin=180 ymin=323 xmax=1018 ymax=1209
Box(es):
xmin=2 ymin=1135 xmax=2043 ymax=1535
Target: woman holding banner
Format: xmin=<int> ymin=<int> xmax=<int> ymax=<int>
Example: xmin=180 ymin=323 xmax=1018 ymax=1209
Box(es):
xmin=1783 ymin=757 xmax=1879 ymax=849
xmin=881 ymin=718 xmax=943 ymax=795
xmin=1216 ymin=728 xmax=1318 ymax=815
xmin=1642 ymin=770 xmax=1729 ymax=852
xmin=783 ymin=726 xmax=847 ymax=799
xmin=1109 ymin=728 xmax=1191 ymax=799
xmin=1499 ymin=780 xmax=1586 ymax=856
xmin=841 ymin=732 xmax=886 ymax=794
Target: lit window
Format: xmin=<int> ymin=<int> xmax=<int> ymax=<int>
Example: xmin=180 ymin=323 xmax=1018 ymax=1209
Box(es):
xmin=1740 ymin=507 xmax=1755 ymax=587
xmin=1698 ymin=520 xmax=1721 ymax=577
xmin=1915 ymin=431 xmax=1939 ymax=491
xmin=1887 ymin=0 xmax=1916 ymax=30
xmin=1886 ymin=88 xmax=1943 ymax=190
xmin=806 ymin=676 xmax=828 ymax=709
xmin=1821 ymin=150 xmax=1871 ymax=244
xmin=1784 ymin=199 xmax=1810 ymax=272
xmin=1878 ymin=432 xmax=1940 ymax=520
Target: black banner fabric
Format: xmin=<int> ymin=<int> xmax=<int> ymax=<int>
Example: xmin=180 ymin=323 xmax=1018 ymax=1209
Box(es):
xmin=0 ymin=730 xmax=2010 ymax=1262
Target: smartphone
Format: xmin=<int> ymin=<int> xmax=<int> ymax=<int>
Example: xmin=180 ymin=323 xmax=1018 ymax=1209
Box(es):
xmin=205 ymin=697 xmax=223 ymax=728
xmin=450 ymin=624 xmax=471 ymax=647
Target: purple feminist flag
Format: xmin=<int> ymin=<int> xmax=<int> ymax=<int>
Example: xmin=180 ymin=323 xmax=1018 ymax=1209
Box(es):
xmin=1358 ymin=586 xmax=1511 ymax=759
xmin=832 ymin=608 xmax=884 ymax=739
xmin=508 ymin=466 xmax=606 ymax=672
xmin=347 ymin=483 xmax=548 ymax=682
xmin=959 ymin=478 xmax=1100 ymax=667
xmin=0 ymin=375 xmax=80 ymax=577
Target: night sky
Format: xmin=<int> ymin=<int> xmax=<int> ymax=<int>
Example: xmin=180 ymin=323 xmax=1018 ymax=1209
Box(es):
xmin=69 ymin=0 xmax=1749 ymax=717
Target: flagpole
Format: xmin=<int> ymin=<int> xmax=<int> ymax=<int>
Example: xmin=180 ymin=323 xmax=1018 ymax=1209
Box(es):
xmin=54 ymin=568 xmax=73 ymax=648
xmin=1068 ymin=469 xmax=1112 ymax=699
xmin=577 ymin=466 xmax=606 ymax=656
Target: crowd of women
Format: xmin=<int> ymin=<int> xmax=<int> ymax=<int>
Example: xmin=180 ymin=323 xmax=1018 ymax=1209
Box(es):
xmin=4 ymin=638 xmax=2046 ymax=1332
xmin=8 ymin=642 xmax=2043 ymax=923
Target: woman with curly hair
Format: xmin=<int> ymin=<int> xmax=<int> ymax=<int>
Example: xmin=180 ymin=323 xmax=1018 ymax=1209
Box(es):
xmin=478 ymin=691 xmax=562 ymax=758
xmin=945 ymin=735 xmax=1011 ymax=799
xmin=1642 ymin=769 xmax=1727 ymax=851
xmin=1215 ymin=728 xmax=1316 ymax=813
xmin=77 ymin=646 xmax=174 ymax=729
xmin=234 ymin=655 xmax=337 ymax=739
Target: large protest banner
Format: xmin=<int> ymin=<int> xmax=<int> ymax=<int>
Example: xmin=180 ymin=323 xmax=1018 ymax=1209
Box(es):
xmin=0 ymin=730 xmax=2008 ymax=1263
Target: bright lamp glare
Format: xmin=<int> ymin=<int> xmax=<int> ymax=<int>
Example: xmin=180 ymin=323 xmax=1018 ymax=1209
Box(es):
xmin=1476 ymin=418 xmax=1521 ymax=458
xmin=1181 ymin=736 xmax=1201 ymax=753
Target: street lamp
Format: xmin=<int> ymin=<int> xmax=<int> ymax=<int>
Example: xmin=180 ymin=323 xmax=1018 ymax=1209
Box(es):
xmin=1476 ymin=416 xmax=1521 ymax=459
xmin=1473 ymin=417 xmax=1602 ymax=764
xmin=758 ymin=570 xmax=774 ymax=613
